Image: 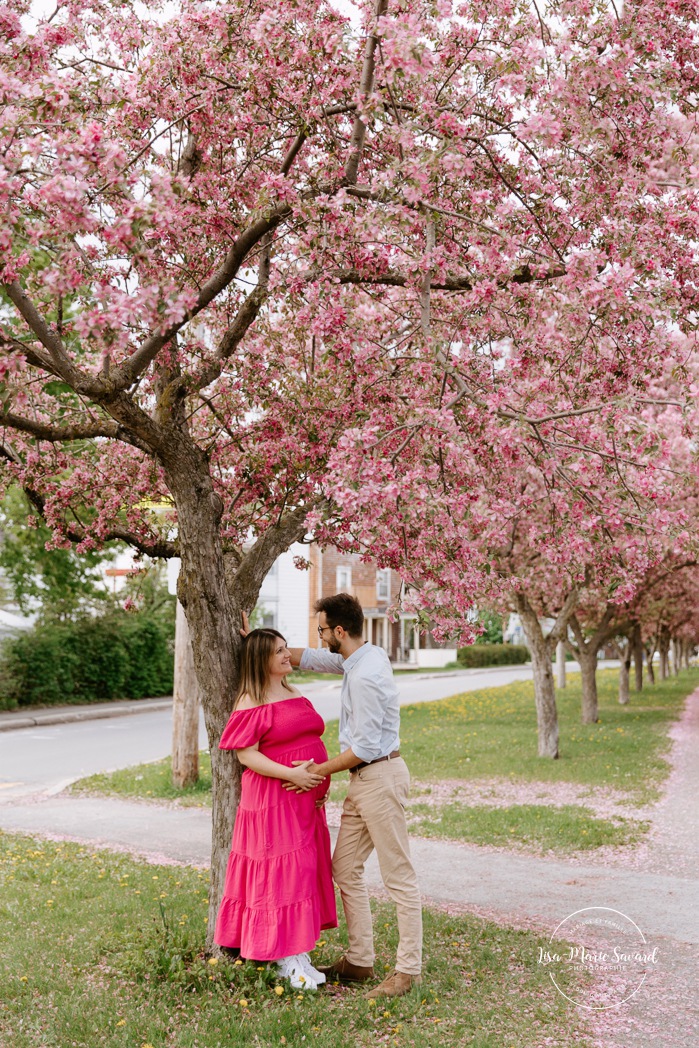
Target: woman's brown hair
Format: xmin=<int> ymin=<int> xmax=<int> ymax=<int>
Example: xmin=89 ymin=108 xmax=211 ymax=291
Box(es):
xmin=233 ymin=628 xmax=292 ymax=709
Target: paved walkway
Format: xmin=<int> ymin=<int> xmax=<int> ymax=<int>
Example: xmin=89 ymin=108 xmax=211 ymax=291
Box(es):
xmin=0 ymin=683 xmax=696 ymax=1048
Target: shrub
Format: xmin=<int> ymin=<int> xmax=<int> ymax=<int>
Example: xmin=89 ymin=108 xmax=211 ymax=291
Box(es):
xmin=0 ymin=611 xmax=174 ymax=709
xmin=456 ymin=643 xmax=530 ymax=668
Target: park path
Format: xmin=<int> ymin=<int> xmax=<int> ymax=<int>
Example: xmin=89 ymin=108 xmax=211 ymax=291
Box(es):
xmin=0 ymin=686 xmax=697 ymax=1047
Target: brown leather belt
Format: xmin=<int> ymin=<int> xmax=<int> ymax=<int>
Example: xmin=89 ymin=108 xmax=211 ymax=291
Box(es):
xmin=350 ymin=750 xmax=401 ymax=773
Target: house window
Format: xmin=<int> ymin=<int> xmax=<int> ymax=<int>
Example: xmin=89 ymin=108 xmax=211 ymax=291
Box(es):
xmin=376 ymin=569 xmax=391 ymax=602
xmin=336 ymin=566 xmax=352 ymax=592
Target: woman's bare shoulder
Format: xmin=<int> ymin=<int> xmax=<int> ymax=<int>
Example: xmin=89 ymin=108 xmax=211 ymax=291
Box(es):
xmin=234 ymin=694 xmax=258 ymax=711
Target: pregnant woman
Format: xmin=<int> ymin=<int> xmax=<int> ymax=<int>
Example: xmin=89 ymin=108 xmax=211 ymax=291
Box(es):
xmin=214 ymin=627 xmax=337 ymax=990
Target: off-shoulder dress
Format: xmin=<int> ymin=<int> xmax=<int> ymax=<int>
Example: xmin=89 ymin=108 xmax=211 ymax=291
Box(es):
xmin=214 ymin=696 xmax=337 ymax=960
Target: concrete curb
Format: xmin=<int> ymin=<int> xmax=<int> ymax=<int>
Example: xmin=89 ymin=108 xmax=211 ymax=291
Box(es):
xmin=0 ymin=697 xmax=173 ymax=733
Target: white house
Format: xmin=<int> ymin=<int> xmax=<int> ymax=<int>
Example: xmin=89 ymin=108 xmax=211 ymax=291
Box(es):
xmin=256 ymin=543 xmax=311 ymax=646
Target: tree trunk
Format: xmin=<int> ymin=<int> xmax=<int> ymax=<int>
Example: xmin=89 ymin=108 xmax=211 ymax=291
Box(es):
xmin=578 ymin=649 xmax=599 ymax=723
xmin=167 ymin=444 xmax=308 ymax=945
xmin=632 ymin=624 xmax=643 ymax=692
xmin=618 ymin=638 xmax=630 ymax=706
xmin=671 ymin=638 xmax=680 ymax=676
xmin=556 ymin=640 xmax=566 ymax=689
xmin=658 ymin=629 xmax=670 ymax=681
xmin=518 ymin=608 xmax=559 ymax=758
xmin=172 ymin=599 xmax=202 ymax=788
xmin=645 ymin=644 xmax=656 ymax=684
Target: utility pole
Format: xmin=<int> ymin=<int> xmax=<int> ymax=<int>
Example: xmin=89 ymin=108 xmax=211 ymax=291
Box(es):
xmin=556 ymin=640 xmax=566 ymax=689
xmin=171 ymin=597 xmax=202 ymax=788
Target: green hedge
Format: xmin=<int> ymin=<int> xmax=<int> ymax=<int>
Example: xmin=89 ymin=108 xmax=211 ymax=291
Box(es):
xmin=0 ymin=612 xmax=174 ymax=710
xmin=456 ymin=643 xmax=530 ymax=668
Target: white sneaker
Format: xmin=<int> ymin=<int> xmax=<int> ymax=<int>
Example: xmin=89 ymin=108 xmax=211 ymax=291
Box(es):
xmin=276 ymin=954 xmax=318 ymax=990
xmin=298 ymin=952 xmax=326 ymax=985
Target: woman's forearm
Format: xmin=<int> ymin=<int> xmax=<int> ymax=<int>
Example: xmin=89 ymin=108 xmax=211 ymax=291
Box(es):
xmin=236 ymin=747 xmax=300 ymax=780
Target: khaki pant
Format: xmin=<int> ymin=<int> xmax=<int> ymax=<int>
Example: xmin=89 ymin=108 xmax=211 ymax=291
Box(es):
xmin=332 ymin=756 xmax=422 ymax=976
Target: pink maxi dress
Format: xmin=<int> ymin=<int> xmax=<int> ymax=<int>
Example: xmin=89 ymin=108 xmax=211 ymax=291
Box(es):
xmin=214 ymin=696 xmax=337 ymax=960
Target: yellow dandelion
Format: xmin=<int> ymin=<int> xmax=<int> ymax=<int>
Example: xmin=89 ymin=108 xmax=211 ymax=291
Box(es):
xmin=115 ymin=1020 xmax=126 ymax=1027
xmin=208 ymin=957 xmax=218 ymax=966
xmin=275 ymin=985 xmax=284 ymax=995
xmin=239 ymin=999 xmax=248 ymax=1008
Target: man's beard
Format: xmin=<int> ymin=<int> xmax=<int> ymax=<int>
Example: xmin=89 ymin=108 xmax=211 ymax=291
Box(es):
xmin=327 ymin=636 xmax=342 ymax=654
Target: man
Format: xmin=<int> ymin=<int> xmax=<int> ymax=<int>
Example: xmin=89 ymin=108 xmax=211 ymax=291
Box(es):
xmin=287 ymin=592 xmax=423 ymax=998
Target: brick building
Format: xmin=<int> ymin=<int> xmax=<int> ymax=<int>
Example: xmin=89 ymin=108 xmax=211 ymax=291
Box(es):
xmin=306 ymin=545 xmax=419 ymax=662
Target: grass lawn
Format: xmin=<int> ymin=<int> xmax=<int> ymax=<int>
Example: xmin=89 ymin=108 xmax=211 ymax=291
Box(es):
xmin=406 ymin=803 xmax=649 ymax=852
xmin=70 ymin=667 xmax=699 ymax=853
xmin=394 ymin=666 xmax=699 ymax=803
xmin=0 ymin=832 xmax=598 ymax=1048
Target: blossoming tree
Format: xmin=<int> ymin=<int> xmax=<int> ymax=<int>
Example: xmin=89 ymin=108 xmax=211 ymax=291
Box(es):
xmin=2 ymin=0 xmax=698 ymax=931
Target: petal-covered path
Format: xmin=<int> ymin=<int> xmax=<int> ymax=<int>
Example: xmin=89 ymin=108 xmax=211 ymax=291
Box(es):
xmin=1 ymin=688 xmax=697 ymax=1047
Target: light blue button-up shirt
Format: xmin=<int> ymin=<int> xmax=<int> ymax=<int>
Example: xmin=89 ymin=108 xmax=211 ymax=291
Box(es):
xmin=299 ymin=643 xmax=400 ymax=763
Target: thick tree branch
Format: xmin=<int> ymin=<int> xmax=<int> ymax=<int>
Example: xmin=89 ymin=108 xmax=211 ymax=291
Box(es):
xmin=546 ymin=588 xmax=579 ymax=650
xmin=0 ymin=328 xmax=61 ymax=376
xmin=230 ymin=508 xmax=308 ymax=609
xmin=0 ymin=451 xmax=177 ymax=558
xmin=23 ymin=486 xmax=177 ymax=558
xmin=1 ymin=282 xmax=98 ymax=395
xmin=0 ymin=410 xmax=148 ymax=450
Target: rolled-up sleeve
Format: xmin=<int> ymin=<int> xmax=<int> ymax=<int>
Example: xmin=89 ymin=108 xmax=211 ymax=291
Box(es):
xmin=299 ymin=649 xmax=345 ymax=674
xmin=347 ymin=674 xmax=387 ymax=762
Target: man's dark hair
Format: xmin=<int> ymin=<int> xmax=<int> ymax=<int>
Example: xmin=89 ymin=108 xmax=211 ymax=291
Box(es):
xmin=315 ymin=592 xmax=364 ymax=638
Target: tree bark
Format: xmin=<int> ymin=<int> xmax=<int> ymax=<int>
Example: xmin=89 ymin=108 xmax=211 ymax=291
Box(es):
xmin=658 ymin=628 xmax=670 ymax=681
xmin=578 ymin=648 xmax=599 ymax=723
xmin=632 ymin=623 xmax=643 ymax=692
xmin=645 ymin=642 xmax=656 ymax=684
xmin=618 ymin=637 xmax=630 ymax=706
xmin=556 ymin=640 xmax=566 ymax=689
xmin=524 ymin=624 xmax=559 ymax=758
xmin=164 ymin=445 xmax=240 ymax=946
xmin=514 ymin=593 xmax=575 ymax=759
xmin=172 ymin=599 xmax=202 ymax=789
xmin=566 ymin=611 xmax=617 ymax=725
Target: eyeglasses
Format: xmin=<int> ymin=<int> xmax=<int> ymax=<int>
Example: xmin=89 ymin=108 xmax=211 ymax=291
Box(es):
xmin=317 ymin=625 xmax=335 ymax=637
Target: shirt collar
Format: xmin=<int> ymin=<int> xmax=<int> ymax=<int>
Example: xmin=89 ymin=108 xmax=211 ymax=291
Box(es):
xmin=343 ymin=642 xmax=371 ymax=671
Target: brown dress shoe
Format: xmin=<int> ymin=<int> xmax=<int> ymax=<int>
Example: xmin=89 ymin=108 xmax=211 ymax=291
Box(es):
xmin=366 ymin=970 xmax=422 ymax=998
xmin=316 ymin=955 xmax=375 ymax=983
